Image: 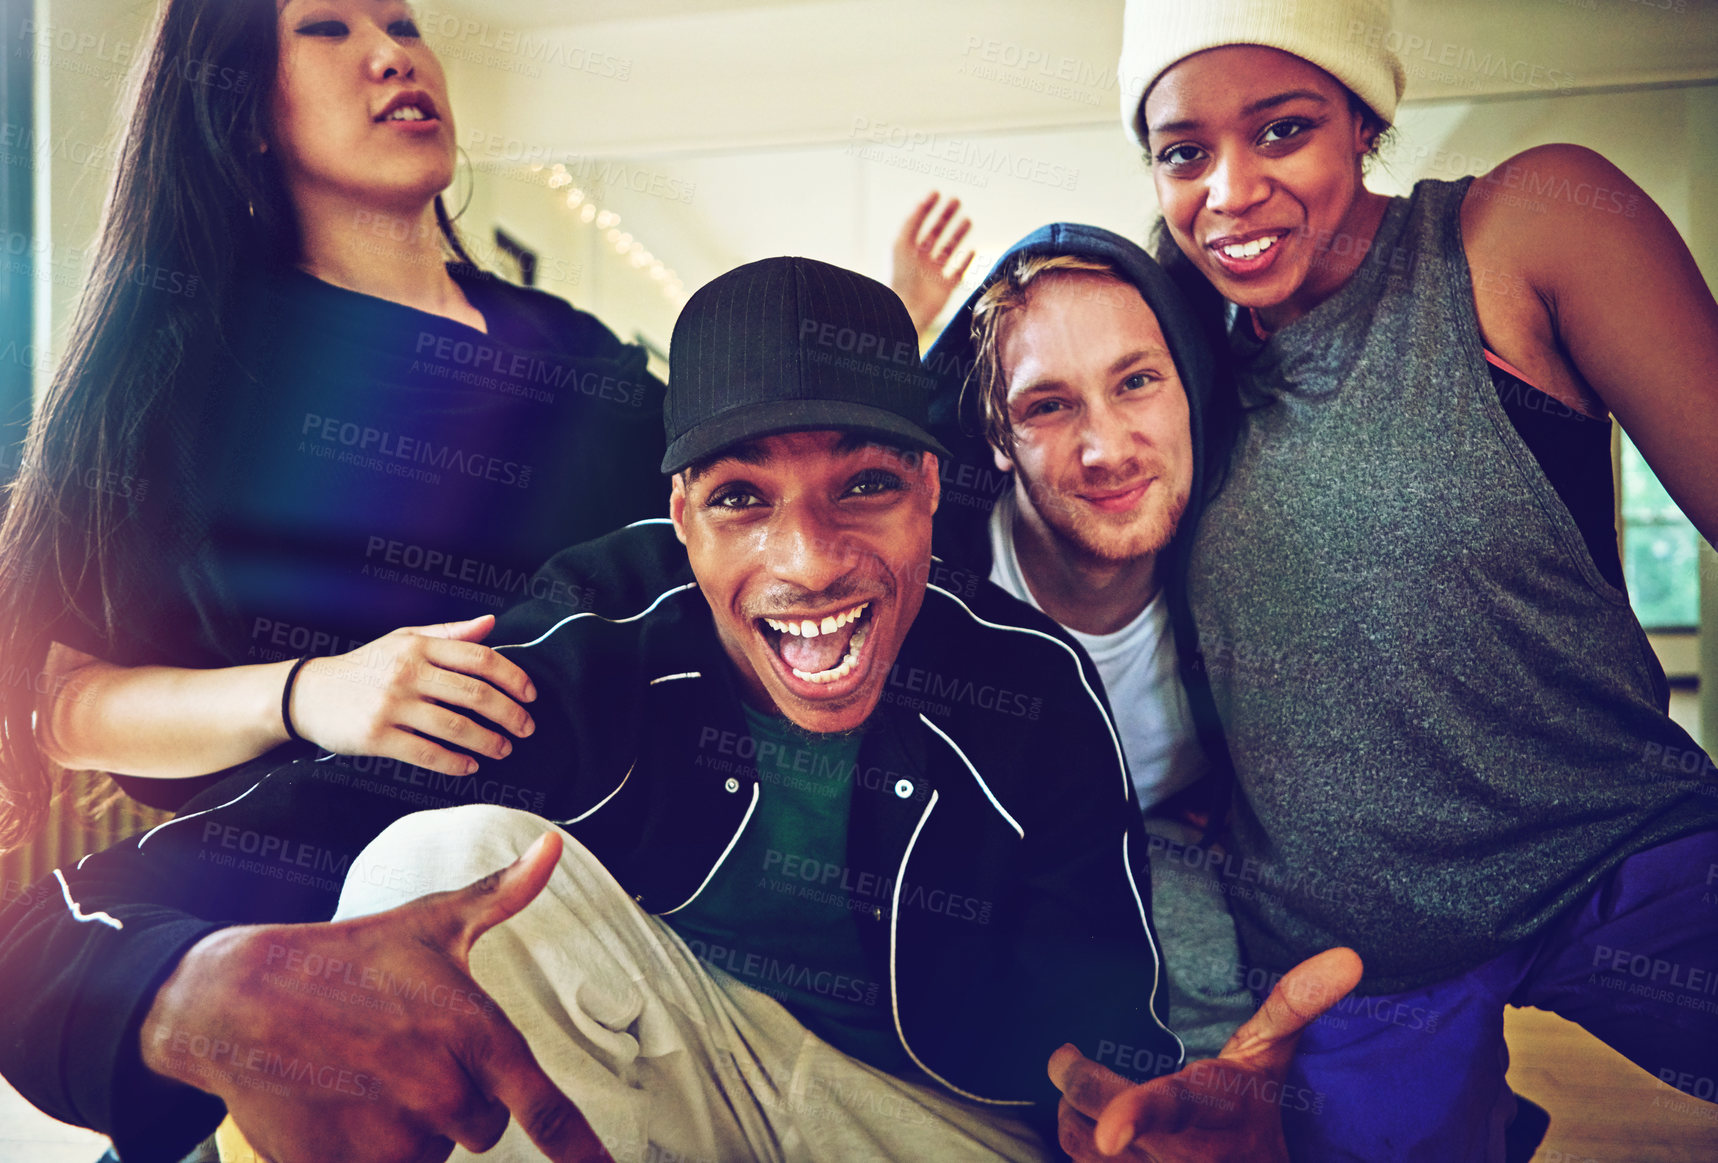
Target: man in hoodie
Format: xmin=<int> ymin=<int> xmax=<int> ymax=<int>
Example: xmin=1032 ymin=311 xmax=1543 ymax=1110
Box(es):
xmin=918 ymin=224 xmax=1259 ymax=1061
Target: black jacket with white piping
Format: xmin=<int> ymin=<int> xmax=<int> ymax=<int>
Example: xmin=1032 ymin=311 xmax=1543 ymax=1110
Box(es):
xmin=0 ymin=519 xmax=1182 ymax=1161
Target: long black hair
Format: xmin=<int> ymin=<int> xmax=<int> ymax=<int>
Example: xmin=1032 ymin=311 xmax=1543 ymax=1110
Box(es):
xmin=0 ymin=0 xmax=469 ymax=848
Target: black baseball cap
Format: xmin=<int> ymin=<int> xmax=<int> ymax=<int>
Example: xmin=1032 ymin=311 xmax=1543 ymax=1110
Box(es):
xmin=661 ymin=256 xmax=951 ymax=474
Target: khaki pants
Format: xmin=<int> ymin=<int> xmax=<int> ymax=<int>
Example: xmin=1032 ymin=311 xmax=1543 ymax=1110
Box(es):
xmin=305 ymin=804 xmax=1051 ymax=1163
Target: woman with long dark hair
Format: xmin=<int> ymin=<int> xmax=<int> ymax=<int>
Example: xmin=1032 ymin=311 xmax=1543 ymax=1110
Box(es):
xmin=1045 ymin=1 xmax=1718 ymax=1159
xmin=0 ymin=0 xmax=667 ymax=847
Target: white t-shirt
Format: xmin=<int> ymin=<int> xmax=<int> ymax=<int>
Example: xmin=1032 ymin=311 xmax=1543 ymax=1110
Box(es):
xmin=988 ymin=491 xmax=1207 ymax=809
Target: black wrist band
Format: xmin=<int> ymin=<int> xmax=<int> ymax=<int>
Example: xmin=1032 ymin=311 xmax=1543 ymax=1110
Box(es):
xmin=281 ymin=655 xmax=315 ymax=745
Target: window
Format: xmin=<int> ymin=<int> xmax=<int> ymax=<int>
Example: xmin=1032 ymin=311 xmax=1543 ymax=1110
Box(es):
xmin=1 ymin=3 xmax=31 ymax=483
xmin=1620 ymin=432 xmax=1701 ymax=631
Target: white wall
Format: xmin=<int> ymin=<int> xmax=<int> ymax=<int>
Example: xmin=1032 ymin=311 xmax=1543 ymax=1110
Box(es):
xmin=427 ymin=0 xmax=1718 ymax=350
xmin=32 ymin=1 xmax=1718 ymax=371
xmin=26 ymin=0 xmax=156 ymax=402
xmin=24 ymin=1 xmax=1718 ymax=715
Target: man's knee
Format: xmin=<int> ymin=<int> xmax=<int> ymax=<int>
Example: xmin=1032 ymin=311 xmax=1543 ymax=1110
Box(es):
xmin=339 ymin=805 xmax=556 ymax=915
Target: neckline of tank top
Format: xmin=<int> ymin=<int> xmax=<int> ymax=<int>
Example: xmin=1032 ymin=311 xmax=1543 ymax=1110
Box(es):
xmin=1235 ymin=186 xmax=1426 ymax=351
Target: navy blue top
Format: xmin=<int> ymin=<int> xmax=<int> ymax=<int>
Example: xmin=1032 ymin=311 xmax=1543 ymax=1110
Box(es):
xmin=55 ymin=264 xmax=668 ymax=805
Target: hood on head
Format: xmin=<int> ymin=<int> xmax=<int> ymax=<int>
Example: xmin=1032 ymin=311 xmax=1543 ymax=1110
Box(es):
xmin=923 ymin=222 xmax=1222 ymax=564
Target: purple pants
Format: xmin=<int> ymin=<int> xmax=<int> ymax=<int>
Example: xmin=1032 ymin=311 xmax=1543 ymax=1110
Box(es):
xmin=1273 ymin=829 xmax=1718 ymax=1162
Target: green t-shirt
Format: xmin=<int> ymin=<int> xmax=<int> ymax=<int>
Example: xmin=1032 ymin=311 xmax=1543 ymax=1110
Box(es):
xmin=664 ymin=706 xmax=905 ymax=1072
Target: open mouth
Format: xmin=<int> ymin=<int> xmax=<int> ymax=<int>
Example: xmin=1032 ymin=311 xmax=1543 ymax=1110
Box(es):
xmin=1215 ymin=232 xmax=1284 ymax=260
xmin=375 ymin=92 xmax=442 ymax=125
xmin=759 ymin=601 xmax=873 ymax=686
xmin=1207 ymin=230 xmax=1291 ymax=276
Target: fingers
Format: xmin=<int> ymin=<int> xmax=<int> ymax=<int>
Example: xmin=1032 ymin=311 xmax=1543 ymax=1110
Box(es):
xmin=362 ymin=726 xmax=487 ymax=777
xmin=296 ymin=622 xmax=539 ymax=767
xmin=1219 ymin=947 xmax=1363 ymax=1074
xmin=1057 ymin=1096 xmax=1103 ymax=1160
xmin=932 ymin=214 xmax=972 ymax=269
xmin=445 ymin=1090 xmax=512 ymax=1155
xmin=435 ymin=842 xmax=612 ymax=1161
xmin=393 ymin=702 xmax=514 ymax=768
xmin=924 ymin=195 xmax=961 ymax=251
xmin=946 ymin=242 xmax=976 ymax=285
xmin=397 ymin=645 xmax=539 ymax=749
xmin=897 ymin=190 xmax=939 ymax=247
xmin=1091 ymin=1075 xmax=1196 ymax=1155
xmin=1047 ymin=1043 xmax=1131 ymax=1122
xmin=413 ymin=614 xmax=496 ymax=643
xmin=418 ymin=635 xmax=538 ymax=708
xmin=489 ymin=1055 xmax=614 ymax=1163
xmin=417 ymin=831 xmax=562 ymax=961
xmin=462 ymin=1007 xmax=613 ymax=1163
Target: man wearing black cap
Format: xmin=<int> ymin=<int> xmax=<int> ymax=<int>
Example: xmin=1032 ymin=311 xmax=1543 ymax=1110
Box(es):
xmin=0 ymin=257 xmax=1355 ymax=1163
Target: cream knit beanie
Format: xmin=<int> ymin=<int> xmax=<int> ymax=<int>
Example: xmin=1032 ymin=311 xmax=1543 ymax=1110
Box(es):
xmin=1118 ymin=0 xmax=1406 ymax=146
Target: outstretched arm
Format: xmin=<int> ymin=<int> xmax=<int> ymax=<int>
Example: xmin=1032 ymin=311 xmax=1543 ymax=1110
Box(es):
xmin=891 ymin=191 xmax=977 ymax=338
xmin=141 ymin=831 xmax=612 ymax=1163
xmin=39 ymin=614 xmax=536 ymax=781
xmin=1050 ymin=946 xmax=1363 ymax=1161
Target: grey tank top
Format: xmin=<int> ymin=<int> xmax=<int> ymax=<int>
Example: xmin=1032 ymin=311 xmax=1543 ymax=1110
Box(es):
xmin=1188 ymin=176 xmax=1718 ymax=994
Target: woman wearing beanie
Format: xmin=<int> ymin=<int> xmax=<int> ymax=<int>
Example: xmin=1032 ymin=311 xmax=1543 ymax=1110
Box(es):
xmin=1105 ymin=0 xmax=1718 ymax=1158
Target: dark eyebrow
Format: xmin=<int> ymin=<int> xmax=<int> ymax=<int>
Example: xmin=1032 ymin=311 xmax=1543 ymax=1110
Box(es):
xmin=1148 ymin=89 xmax=1330 ymax=138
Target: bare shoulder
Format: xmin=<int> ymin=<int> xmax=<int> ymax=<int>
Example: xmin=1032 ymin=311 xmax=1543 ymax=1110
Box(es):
xmin=1458 ymin=145 xmax=1668 ymax=416
xmin=1463 ymin=144 xmax=1651 ymax=264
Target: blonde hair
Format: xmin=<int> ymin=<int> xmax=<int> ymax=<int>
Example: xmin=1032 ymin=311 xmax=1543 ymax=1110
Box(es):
xmin=967 ymin=255 xmax=1126 ymax=457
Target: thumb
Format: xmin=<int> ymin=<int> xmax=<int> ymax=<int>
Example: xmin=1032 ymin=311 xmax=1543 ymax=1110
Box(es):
xmin=1220 ymin=946 xmax=1364 ymax=1077
xmin=418 ymin=831 xmax=563 ymax=966
xmin=415 ymin=614 xmax=497 ymax=642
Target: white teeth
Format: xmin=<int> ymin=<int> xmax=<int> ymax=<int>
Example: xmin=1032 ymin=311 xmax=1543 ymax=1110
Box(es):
xmin=1221 ymin=234 xmax=1278 ymax=260
xmin=386 ymin=106 xmax=427 ymax=122
xmin=762 ymin=602 xmax=869 ymax=640
xmin=762 ymin=604 xmax=872 ymax=684
xmin=792 ymin=626 xmax=869 ymax=685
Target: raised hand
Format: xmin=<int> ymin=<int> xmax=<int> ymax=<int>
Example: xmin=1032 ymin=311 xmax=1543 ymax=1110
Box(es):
xmin=288 ymin=614 xmax=536 ymax=775
xmin=1050 ymin=947 xmax=1364 ymax=1161
xmin=141 ymin=832 xmax=611 ymax=1162
xmin=891 ymin=190 xmax=977 ymax=336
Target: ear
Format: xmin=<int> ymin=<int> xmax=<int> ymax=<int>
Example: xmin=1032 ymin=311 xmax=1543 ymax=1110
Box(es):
xmin=921 ymin=452 xmax=942 ymax=517
xmin=668 ymin=474 xmax=690 ymax=545
xmin=1350 ymin=110 xmax=1376 ymax=158
xmin=992 ymin=445 xmax=1016 ymax=476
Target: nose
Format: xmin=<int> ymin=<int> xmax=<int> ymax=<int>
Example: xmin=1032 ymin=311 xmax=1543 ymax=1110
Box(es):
xmin=1079 ymin=398 xmax=1140 ymax=474
xmin=764 ymin=502 xmax=854 ymax=597
xmin=1205 ymin=146 xmax=1269 ymax=218
xmin=363 ymin=28 xmax=417 ymax=83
